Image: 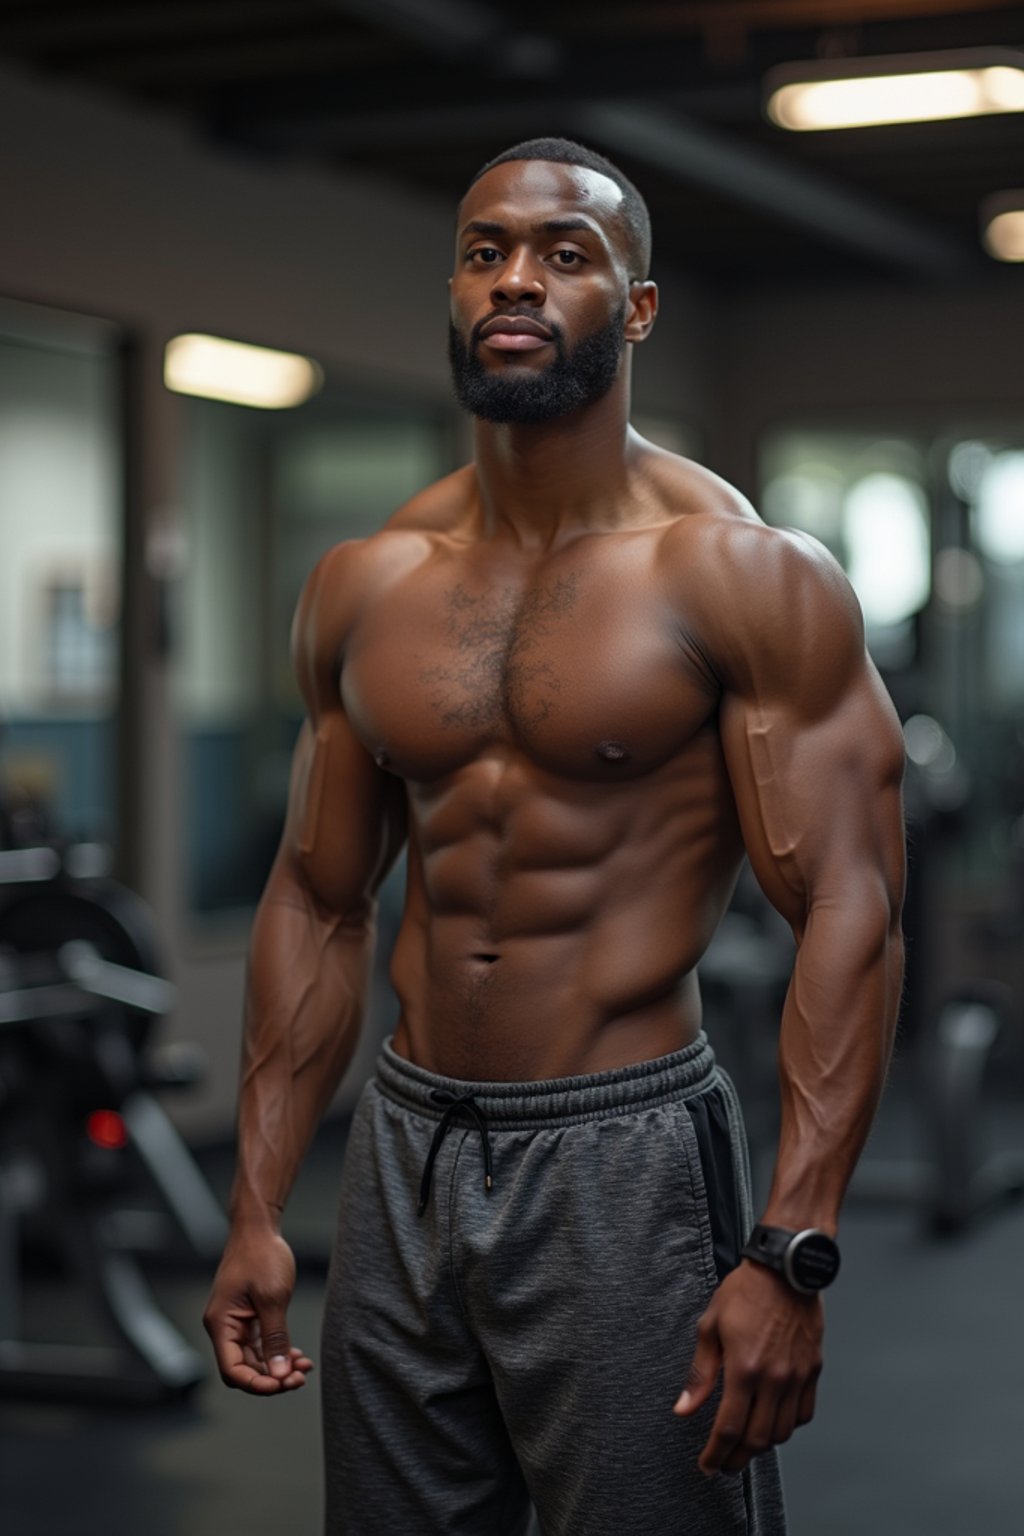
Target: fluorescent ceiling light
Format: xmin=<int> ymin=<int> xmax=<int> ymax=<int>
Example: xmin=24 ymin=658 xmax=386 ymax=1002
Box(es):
xmin=164 ymin=334 xmax=323 ymax=409
xmin=980 ymin=193 xmax=1024 ymax=261
xmin=766 ymin=51 xmax=1024 ymax=131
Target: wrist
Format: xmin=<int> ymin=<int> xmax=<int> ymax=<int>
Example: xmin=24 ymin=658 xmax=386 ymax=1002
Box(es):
xmin=761 ymin=1203 xmax=839 ymax=1240
xmin=228 ymin=1197 xmax=284 ymax=1236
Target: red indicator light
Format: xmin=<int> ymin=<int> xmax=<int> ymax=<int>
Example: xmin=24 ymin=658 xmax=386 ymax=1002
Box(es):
xmin=86 ymin=1109 xmax=128 ymax=1150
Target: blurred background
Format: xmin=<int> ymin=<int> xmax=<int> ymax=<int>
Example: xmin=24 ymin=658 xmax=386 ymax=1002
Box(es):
xmin=0 ymin=3 xmax=1022 ymax=1534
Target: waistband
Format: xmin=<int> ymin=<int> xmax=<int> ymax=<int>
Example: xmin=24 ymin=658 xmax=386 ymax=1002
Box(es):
xmin=374 ymin=1030 xmax=718 ymax=1131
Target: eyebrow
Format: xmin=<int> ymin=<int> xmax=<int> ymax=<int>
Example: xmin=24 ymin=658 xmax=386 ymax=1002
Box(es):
xmin=459 ymin=217 xmax=602 ymax=241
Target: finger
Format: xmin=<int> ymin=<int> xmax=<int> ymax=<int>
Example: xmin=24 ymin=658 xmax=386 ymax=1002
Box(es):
xmin=212 ymin=1331 xmax=289 ymax=1393
xmin=241 ymin=1343 xmax=308 ymax=1392
xmin=719 ymin=1382 xmax=791 ymax=1474
xmin=206 ymin=1312 xmax=269 ymax=1392
xmin=698 ymin=1380 xmax=754 ymax=1477
xmin=249 ymin=1338 xmax=313 ymax=1377
xmin=796 ymin=1373 xmax=819 ymax=1427
xmin=771 ymin=1385 xmax=802 ymax=1447
xmin=674 ymin=1322 xmax=723 ymax=1416
xmin=254 ymin=1301 xmax=293 ymax=1379
xmin=234 ymin=1363 xmax=293 ymax=1394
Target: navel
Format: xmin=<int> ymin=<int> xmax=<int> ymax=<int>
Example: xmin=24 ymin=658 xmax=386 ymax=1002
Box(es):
xmin=596 ymin=739 xmax=630 ymax=763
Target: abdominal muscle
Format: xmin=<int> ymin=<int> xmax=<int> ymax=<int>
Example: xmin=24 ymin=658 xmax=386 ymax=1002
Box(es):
xmin=387 ymin=772 xmax=743 ymax=1082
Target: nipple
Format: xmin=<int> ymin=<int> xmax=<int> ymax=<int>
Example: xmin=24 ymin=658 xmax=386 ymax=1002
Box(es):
xmin=596 ymin=740 xmax=629 ymax=762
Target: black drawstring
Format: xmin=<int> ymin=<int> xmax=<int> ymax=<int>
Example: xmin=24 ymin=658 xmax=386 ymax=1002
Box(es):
xmin=417 ymin=1089 xmax=494 ymax=1216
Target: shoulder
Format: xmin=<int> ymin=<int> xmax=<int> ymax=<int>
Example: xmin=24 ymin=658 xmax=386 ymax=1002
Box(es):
xmin=290 ymin=465 xmax=474 ymax=706
xmin=655 ymin=468 xmax=864 ymax=704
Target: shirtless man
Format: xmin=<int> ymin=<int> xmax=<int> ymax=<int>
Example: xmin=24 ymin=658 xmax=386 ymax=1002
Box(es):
xmin=204 ymin=138 xmax=906 ymax=1535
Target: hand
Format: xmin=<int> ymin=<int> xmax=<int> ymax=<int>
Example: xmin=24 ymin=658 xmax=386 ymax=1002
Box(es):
xmin=203 ymin=1228 xmax=315 ymax=1395
xmin=673 ymin=1260 xmax=823 ymax=1476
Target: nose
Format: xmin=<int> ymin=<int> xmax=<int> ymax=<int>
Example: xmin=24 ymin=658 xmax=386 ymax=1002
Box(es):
xmin=489 ymin=246 xmax=546 ymax=307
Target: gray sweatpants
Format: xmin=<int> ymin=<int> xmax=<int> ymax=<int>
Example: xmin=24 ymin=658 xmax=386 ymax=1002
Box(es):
xmin=320 ymin=1031 xmax=786 ymax=1535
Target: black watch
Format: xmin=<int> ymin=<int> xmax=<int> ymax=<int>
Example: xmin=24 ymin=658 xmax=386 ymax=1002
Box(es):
xmin=740 ymin=1223 xmax=841 ymax=1294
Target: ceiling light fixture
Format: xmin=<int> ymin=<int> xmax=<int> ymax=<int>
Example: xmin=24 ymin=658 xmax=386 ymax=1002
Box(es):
xmin=980 ymin=192 xmax=1024 ymax=261
xmin=164 ymin=334 xmax=323 ymax=409
xmin=765 ymin=49 xmax=1024 ymax=132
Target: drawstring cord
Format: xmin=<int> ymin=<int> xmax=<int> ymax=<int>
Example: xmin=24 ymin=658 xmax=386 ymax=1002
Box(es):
xmin=417 ymin=1089 xmax=494 ymax=1216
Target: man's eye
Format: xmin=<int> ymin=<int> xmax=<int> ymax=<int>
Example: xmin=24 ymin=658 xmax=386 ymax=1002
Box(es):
xmin=469 ymin=247 xmax=502 ymax=264
xmin=552 ymin=249 xmax=584 ymax=266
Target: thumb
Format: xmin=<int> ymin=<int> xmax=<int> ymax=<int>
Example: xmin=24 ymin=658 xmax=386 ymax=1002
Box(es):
xmin=258 ymin=1304 xmax=293 ymax=1378
xmin=674 ymin=1321 xmax=722 ymax=1416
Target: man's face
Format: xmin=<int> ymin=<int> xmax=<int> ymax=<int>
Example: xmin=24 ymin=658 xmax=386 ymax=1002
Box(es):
xmin=448 ymin=159 xmax=633 ymax=424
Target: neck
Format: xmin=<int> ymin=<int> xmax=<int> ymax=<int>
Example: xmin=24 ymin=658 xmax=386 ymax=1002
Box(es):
xmin=471 ymin=372 xmax=639 ymax=552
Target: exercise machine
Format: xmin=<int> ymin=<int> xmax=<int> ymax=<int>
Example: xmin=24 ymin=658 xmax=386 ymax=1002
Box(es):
xmin=0 ymin=839 xmax=228 ymax=1404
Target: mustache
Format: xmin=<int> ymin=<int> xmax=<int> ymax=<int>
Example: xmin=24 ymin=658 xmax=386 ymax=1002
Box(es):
xmin=469 ymin=310 xmax=564 ymax=348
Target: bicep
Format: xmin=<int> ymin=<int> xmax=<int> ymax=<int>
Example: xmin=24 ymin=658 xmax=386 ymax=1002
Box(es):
xmin=719 ymin=659 xmax=906 ymax=936
xmin=271 ymin=539 xmax=407 ymax=917
xmin=275 ymin=711 xmax=407 ymax=918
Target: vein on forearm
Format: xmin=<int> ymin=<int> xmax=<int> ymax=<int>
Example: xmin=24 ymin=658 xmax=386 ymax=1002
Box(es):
xmin=769 ymin=899 xmax=903 ymax=1222
xmin=233 ymin=886 xmax=372 ymax=1218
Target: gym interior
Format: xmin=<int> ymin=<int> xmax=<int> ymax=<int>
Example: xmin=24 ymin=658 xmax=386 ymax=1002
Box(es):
xmin=1 ymin=4 xmax=1022 ymax=1534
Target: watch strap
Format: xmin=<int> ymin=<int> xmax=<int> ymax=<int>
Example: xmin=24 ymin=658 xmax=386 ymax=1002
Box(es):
xmin=741 ymin=1223 xmax=794 ymax=1269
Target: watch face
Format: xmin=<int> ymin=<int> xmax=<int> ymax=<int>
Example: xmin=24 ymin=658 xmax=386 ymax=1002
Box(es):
xmin=787 ymin=1232 xmax=841 ymax=1292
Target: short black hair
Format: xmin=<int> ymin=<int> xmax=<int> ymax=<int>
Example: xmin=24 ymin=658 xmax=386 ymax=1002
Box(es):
xmin=465 ymin=136 xmax=652 ymax=282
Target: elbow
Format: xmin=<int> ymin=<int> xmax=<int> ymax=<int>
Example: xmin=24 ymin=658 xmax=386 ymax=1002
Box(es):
xmin=268 ymin=846 xmax=377 ymax=936
xmin=803 ymin=879 xmax=904 ymax=961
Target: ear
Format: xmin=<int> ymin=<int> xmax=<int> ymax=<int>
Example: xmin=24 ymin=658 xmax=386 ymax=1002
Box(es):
xmin=624 ymin=280 xmax=658 ymax=344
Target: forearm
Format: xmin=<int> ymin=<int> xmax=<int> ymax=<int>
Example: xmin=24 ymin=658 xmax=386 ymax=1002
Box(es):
xmin=229 ymin=869 xmax=376 ymax=1232
xmin=761 ymin=896 xmax=904 ymax=1235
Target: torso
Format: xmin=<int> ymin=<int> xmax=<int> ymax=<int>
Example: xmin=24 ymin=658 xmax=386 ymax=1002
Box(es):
xmin=338 ymin=448 xmax=758 ymax=1080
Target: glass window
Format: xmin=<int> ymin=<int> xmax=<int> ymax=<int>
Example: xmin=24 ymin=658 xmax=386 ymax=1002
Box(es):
xmin=942 ymin=433 xmax=1024 ymax=889
xmin=0 ymin=300 xmax=124 ymax=850
xmin=177 ymin=387 xmax=456 ymax=922
xmin=760 ymin=422 xmax=1024 ymax=899
xmin=761 ymin=430 xmax=931 ymax=671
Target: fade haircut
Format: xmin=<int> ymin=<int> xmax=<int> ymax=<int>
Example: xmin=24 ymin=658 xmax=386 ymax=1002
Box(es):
xmin=466 ymin=137 xmax=652 ymax=282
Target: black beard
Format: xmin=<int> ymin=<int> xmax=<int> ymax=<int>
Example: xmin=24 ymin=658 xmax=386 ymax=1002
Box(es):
xmin=447 ymin=302 xmax=627 ymax=424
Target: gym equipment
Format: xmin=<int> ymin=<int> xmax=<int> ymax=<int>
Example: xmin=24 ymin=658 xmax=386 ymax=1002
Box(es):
xmin=0 ymin=840 xmax=228 ymax=1404
xmin=850 ymin=716 xmax=1024 ymax=1232
xmin=851 ymin=980 xmax=1024 ymax=1231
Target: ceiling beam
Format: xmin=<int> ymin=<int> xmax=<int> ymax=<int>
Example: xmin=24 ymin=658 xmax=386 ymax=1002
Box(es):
xmin=233 ymin=84 xmax=974 ymax=277
xmin=604 ymin=0 xmax=1024 ymax=30
xmin=323 ymin=0 xmax=501 ymax=56
xmin=259 ymin=100 xmax=574 ymax=153
xmin=0 ymin=0 xmax=296 ymax=52
xmin=575 ymin=103 xmax=972 ymax=277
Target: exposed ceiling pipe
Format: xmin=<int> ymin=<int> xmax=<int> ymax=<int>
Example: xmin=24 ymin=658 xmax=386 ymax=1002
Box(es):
xmin=575 ymin=102 xmax=971 ymax=277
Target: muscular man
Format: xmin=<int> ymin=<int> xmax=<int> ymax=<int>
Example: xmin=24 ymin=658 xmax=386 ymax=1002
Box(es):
xmin=204 ymin=138 xmax=906 ymax=1535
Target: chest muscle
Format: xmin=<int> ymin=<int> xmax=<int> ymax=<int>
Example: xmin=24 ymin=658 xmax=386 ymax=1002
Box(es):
xmin=341 ymin=542 xmax=717 ymax=783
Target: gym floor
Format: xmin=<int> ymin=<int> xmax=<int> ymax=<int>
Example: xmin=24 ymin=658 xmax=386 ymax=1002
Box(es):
xmin=3 ymin=1098 xmax=1021 ymax=1536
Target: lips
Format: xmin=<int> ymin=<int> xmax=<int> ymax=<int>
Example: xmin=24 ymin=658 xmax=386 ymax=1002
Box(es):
xmin=478 ymin=314 xmax=553 ymax=352
xmin=479 ymin=315 xmax=552 ymax=339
